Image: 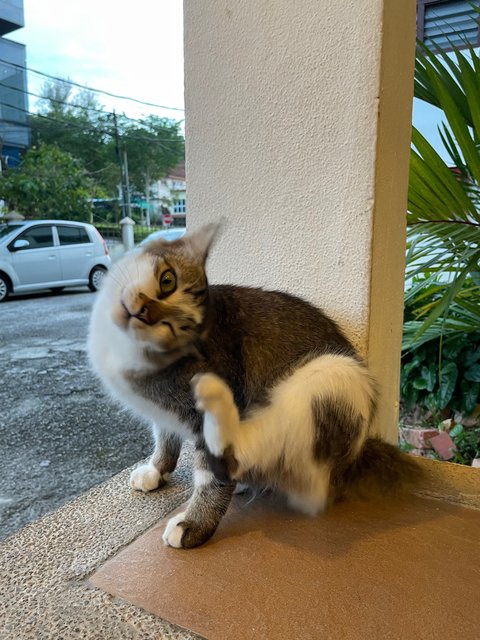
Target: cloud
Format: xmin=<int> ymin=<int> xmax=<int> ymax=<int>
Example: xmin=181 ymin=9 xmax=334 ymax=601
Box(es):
xmin=13 ymin=0 xmax=184 ymax=120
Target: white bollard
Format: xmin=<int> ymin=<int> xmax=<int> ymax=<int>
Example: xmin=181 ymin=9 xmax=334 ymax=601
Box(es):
xmin=120 ymin=216 xmax=135 ymax=253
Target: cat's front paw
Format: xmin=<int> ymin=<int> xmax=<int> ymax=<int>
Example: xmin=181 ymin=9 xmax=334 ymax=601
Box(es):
xmin=162 ymin=512 xmax=216 ymax=549
xmin=130 ymin=464 xmax=169 ymax=492
xmin=191 ymin=373 xmax=234 ymax=414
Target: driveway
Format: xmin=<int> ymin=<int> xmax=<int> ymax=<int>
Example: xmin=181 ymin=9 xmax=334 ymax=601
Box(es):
xmin=0 ymin=289 xmax=150 ymax=540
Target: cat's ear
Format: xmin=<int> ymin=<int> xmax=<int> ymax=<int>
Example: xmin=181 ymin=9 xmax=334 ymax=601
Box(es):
xmin=185 ymin=222 xmax=221 ymax=262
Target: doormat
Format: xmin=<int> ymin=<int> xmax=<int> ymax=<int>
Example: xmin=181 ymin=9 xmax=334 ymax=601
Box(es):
xmin=90 ymin=493 xmax=479 ymax=640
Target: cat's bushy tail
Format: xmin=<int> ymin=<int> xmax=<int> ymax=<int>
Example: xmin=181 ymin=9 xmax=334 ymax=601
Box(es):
xmin=332 ymin=437 xmax=425 ymax=502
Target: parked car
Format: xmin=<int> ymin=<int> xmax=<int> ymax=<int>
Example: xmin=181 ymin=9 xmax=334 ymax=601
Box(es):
xmin=0 ymin=219 xmax=112 ymax=302
xmin=140 ymin=227 xmax=186 ymax=246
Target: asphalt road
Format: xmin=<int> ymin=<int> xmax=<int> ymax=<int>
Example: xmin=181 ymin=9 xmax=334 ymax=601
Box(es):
xmin=0 ymin=288 xmax=151 ymax=540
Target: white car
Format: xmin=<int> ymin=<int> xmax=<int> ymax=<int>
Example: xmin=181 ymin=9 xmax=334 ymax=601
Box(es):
xmin=0 ymin=219 xmax=112 ymax=302
xmin=140 ymin=227 xmax=186 ymax=246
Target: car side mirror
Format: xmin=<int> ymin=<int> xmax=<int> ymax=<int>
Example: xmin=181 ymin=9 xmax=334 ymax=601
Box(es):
xmin=11 ymin=239 xmax=30 ymax=251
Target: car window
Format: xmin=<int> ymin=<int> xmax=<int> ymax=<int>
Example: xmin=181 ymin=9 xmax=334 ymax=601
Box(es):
xmin=0 ymin=223 xmax=26 ymax=240
xmin=57 ymin=225 xmax=91 ymax=245
xmin=16 ymin=226 xmax=55 ymax=249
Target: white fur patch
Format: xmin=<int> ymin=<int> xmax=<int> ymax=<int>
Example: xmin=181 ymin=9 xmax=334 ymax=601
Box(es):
xmin=203 ymin=412 xmax=228 ymax=457
xmin=287 ymin=465 xmax=331 ymax=515
xmin=194 ymin=468 xmax=214 ymax=487
xmin=129 ymin=464 xmax=162 ymax=492
xmin=163 ymin=512 xmax=187 ymax=548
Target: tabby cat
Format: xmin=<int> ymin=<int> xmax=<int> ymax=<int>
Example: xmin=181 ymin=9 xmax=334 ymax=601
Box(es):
xmin=87 ymin=224 xmax=420 ymax=548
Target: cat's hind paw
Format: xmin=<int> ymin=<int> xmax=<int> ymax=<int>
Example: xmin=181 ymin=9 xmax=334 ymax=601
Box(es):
xmin=192 ymin=373 xmax=239 ymax=457
xmin=130 ymin=464 xmax=169 ymax=492
xmin=191 ymin=373 xmax=234 ymax=414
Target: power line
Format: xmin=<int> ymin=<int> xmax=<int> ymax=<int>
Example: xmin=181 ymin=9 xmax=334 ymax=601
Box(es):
xmin=0 ymin=79 xmax=173 ymax=127
xmin=0 ymin=57 xmax=185 ymax=112
xmin=0 ymin=100 xmax=184 ymax=146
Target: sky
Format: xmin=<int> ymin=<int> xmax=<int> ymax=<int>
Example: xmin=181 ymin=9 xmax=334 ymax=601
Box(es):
xmin=11 ymin=0 xmax=185 ymax=123
xmin=6 ymin=1 xmax=450 ymax=162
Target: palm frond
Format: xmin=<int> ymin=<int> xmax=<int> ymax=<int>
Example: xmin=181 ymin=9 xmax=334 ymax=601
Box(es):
xmin=405 ymin=37 xmax=480 ymax=351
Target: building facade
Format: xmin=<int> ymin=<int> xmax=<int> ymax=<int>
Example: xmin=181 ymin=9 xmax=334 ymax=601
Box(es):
xmin=150 ymin=163 xmax=186 ymax=227
xmin=0 ymin=0 xmax=28 ymax=169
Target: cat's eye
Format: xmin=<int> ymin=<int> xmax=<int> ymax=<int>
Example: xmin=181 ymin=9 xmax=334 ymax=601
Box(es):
xmin=160 ymin=269 xmax=177 ymax=296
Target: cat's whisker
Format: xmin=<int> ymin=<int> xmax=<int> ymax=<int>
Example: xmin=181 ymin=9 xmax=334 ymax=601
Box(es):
xmin=114 ymin=260 xmax=131 ymax=287
xmin=107 ymin=268 xmax=126 ymax=289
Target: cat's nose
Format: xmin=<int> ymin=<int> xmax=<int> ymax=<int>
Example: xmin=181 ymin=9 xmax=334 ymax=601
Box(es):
xmin=121 ymin=300 xmax=153 ymax=325
xmin=134 ymin=305 xmax=152 ymax=325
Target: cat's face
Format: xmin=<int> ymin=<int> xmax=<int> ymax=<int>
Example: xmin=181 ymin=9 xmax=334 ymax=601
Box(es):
xmin=106 ymin=225 xmax=217 ymax=352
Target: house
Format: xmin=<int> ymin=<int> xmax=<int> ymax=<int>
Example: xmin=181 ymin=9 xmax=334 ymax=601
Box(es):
xmin=149 ymin=163 xmax=186 ymax=227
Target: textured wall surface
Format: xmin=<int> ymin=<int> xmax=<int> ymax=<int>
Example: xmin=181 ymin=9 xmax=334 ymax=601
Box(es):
xmin=184 ymin=0 xmax=415 ymax=437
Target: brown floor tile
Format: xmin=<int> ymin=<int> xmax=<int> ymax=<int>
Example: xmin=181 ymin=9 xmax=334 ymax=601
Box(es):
xmin=90 ymin=494 xmax=480 ymax=640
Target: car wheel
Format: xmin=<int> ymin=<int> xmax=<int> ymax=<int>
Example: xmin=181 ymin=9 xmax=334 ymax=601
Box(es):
xmin=0 ymin=274 xmax=10 ymax=302
xmin=88 ymin=266 xmax=107 ymax=292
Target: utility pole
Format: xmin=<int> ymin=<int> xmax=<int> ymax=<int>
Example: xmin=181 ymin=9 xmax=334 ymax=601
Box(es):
xmin=122 ymin=147 xmax=132 ymax=219
xmin=112 ymin=110 xmax=131 ymax=219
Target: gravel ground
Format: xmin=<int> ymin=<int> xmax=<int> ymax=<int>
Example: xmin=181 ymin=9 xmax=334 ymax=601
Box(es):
xmin=0 ymin=288 xmax=151 ymax=540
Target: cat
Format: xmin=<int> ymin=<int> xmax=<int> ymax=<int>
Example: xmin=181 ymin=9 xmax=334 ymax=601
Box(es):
xmin=87 ymin=223 xmax=421 ymax=549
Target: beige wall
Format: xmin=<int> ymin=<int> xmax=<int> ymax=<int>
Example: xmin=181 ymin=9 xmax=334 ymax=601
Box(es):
xmin=184 ymin=0 xmax=416 ymax=440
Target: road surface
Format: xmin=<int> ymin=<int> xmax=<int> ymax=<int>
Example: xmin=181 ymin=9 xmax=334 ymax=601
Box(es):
xmin=0 ymin=288 xmax=151 ymax=540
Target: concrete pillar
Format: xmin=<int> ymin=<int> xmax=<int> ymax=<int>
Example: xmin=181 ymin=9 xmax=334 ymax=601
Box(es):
xmin=184 ymin=0 xmax=416 ymax=441
xmin=120 ymin=216 xmax=135 ymax=253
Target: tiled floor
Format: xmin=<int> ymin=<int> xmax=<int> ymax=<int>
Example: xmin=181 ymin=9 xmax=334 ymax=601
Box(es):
xmin=91 ymin=493 xmax=480 ymax=640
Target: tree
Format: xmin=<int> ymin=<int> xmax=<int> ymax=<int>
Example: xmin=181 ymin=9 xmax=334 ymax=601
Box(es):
xmin=405 ymin=40 xmax=480 ymax=350
xmin=119 ymin=115 xmax=185 ymax=225
xmin=29 ymin=80 xmax=119 ymax=196
xmin=0 ymin=143 xmax=100 ymax=220
xmin=28 ymin=81 xmax=185 ymax=215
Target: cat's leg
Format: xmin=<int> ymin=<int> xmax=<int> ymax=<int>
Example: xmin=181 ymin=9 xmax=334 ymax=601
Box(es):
xmin=192 ymin=374 xmax=330 ymax=514
xmin=286 ymin=463 xmax=332 ymax=515
xmin=192 ymin=356 xmax=375 ymax=517
xmin=191 ymin=373 xmax=241 ymax=457
xmin=163 ymin=446 xmax=235 ymax=548
xmin=130 ymin=428 xmax=182 ymax=492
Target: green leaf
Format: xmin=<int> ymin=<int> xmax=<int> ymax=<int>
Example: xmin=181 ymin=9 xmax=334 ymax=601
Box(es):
xmin=442 ymin=335 xmax=467 ymax=360
xmin=409 ymin=130 xmax=477 ymax=222
xmin=421 ymin=365 xmax=436 ymax=392
xmin=403 ymin=354 xmax=422 ymax=376
xmin=449 ymin=423 xmax=464 ymax=439
xmin=460 ymin=381 xmax=480 ymax=415
xmin=425 ymin=392 xmax=440 ymax=412
xmin=409 ymin=255 xmax=479 ymax=346
xmin=464 ymin=346 xmax=480 ymax=367
xmin=403 ymin=385 xmax=419 ymax=410
xmin=438 ymin=362 xmax=458 ymax=409
xmin=413 ymin=377 xmax=428 ymax=390
xmin=465 ymin=364 xmax=480 ymax=382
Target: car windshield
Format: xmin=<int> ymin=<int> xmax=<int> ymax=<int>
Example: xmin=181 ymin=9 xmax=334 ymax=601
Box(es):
xmin=0 ymin=222 xmax=26 ymax=240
